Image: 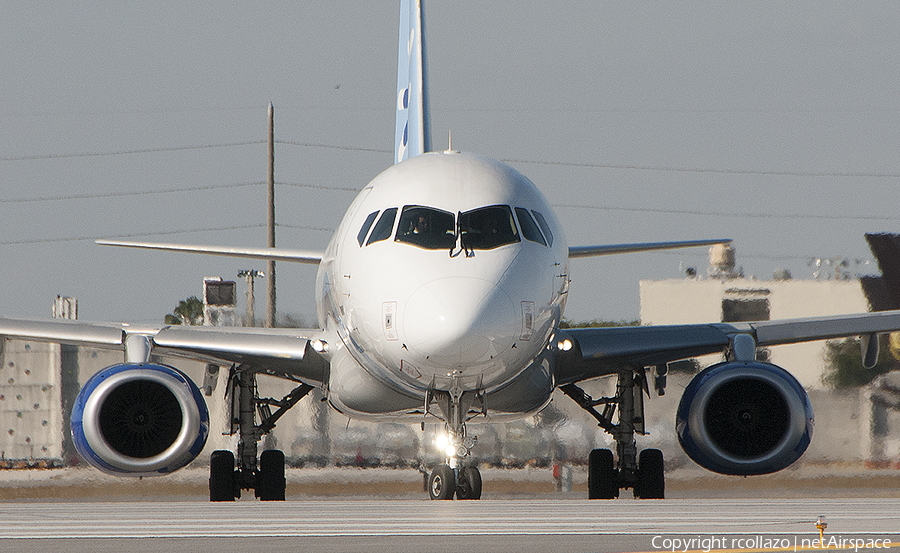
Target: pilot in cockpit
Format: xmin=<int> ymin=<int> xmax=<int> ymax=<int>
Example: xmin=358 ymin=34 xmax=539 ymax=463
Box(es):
xmin=413 ymin=215 xmax=429 ymax=235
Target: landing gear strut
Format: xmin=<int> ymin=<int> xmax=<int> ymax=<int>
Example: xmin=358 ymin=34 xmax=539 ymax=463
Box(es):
xmin=209 ymin=365 xmax=314 ymax=501
xmin=561 ymin=366 xmax=665 ymax=499
xmin=426 ymin=374 xmax=483 ymax=500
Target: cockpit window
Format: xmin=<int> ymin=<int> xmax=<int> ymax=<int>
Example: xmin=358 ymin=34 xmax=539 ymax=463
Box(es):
xmin=395 ymin=206 xmax=456 ymax=250
xmin=515 ymin=207 xmax=547 ymax=246
xmin=357 ymin=210 xmax=380 ymax=247
xmin=531 ymin=210 xmax=554 ymax=247
xmin=459 ymin=205 xmax=520 ymax=250
xmin=366 ymin=207 xmax=397 ymax=246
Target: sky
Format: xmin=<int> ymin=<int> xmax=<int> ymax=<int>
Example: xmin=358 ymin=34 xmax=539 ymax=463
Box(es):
xmin=2 ymin=1 xmax=900 ymax=326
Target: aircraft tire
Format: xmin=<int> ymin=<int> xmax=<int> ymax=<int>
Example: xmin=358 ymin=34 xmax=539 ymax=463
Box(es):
xmin=257 ymin=449 xmax=286 ymax=501
xmin=588 ymin=448 xmax=618 ymax=499
xmin=455 ymin=465 xmax=482 ymax=500
xmin=635 ymin=448 xmax=665 ymax=499
xmin=428 ymin=464 xmax=456 ymax=500
xmin=209 ymin=450 xmax=236 ymax=502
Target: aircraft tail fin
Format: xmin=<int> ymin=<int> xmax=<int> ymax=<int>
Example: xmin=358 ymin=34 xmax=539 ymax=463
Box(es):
xmin=394 ymin=0 xmax=431 ymax=164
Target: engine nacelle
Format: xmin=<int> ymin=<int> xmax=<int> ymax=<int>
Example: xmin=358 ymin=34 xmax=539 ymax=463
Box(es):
xmin=71 ymin=363 xmax=209 ymax=476
xmin=676 ymin=361 xmax=813 ymax=476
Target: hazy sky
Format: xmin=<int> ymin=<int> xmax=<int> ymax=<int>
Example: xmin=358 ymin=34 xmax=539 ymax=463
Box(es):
xmin=2 ymin=1 xmax=899 ymax=325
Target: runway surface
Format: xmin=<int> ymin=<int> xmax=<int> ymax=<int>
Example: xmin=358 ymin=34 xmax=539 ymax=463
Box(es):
xmin=0 ymin=499 xmax=898 ymax=553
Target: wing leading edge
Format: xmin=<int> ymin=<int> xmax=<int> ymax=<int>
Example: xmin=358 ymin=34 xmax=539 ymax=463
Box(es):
xmin=95 ymin=239 xmax=323 ymax=264
xmin=555 ymin=310 xmax=900 ymax=385
xmin=568 ymin=239 xmax=732 ymax=258
xmin=0 ymin=317 xmax=327 ymax=384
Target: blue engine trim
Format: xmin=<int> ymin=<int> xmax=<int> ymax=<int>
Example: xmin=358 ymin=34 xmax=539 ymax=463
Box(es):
xmin=676 ymin=361 xmax=813 ymax=476
xmin=71 ymin=363 xmax=209 ymax=476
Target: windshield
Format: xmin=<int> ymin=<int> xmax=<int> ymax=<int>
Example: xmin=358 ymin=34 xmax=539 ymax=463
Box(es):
xmin=459 ymin=205 xmax=520 ymax=250
xmin=366 ymin=207 xmax=397 ymax=246
xmin=395 ymin=206 xmax=456 ymax=250
xmin=531 ymin=210 xmax=553 ymax=247
xmin=515 ymin=207 xmax=546 ymax=246
xmin=357 ymin=210 xmax=380 ymax=246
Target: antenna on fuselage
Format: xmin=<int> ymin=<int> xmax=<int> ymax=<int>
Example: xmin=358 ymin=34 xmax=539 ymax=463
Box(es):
xmin=444 ymin=130 xmax=458 ymax=154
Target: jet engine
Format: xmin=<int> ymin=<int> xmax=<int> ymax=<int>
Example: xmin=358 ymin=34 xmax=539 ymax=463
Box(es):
xmin=71 ymin=363 xmax=209 ymax=476
xmin=676 ymin=361 xmax=813 ymax=476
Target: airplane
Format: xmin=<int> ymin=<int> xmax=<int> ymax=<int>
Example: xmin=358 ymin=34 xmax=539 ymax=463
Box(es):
xmin=3 ymin=0 xmax=900 ymax=502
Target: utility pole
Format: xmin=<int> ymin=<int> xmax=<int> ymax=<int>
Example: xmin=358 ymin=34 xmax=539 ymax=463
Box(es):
xmin=238 ymin=270 xmax=264 ymax=327
xmin=266 ymin=102 xmax=276 ymax=328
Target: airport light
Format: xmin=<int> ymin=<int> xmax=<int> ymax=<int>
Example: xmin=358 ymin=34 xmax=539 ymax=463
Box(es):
xmin=238 ymin=270 xmax=264 ymax=327
xmin=816 ymin=516 xmax=827 ymax=540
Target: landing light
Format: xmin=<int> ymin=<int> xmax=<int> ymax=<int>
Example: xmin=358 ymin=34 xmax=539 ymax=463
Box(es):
xmin=311 ymin=340 xmax=328 ymax=353
xmin=434 ymin=434 xmax=450 ymax=451
xmin=558 ymin=339 xmax=573 ymax=352
xmin=446 ymin=445 xmax=458 ymax=457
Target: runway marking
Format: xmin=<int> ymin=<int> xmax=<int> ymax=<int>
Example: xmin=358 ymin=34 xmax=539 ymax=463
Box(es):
xmin=0 ymin=499 xmax=897 ymax=539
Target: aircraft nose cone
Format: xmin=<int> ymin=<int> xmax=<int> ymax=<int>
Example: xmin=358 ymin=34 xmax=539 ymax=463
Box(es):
xmin=403 ymin=277 xmax=517 ymax=367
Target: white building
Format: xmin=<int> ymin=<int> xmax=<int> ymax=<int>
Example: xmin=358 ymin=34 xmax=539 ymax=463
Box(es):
xmin=639 ymin=246 xmax=871 ymax=389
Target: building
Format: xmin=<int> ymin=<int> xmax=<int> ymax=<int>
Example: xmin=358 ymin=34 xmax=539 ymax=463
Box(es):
xmin=640 ymin=260 xmax=870 ymax=389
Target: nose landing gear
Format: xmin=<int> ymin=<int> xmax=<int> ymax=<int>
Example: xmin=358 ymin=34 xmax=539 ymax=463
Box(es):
xmin=428 ymin=463 xmax=456 ymax=499
xmin=428 ymin=430 xmax=482 ymax=500
xmin=426 ymin=375 xmax=484 ymax=500
xmin=455 ymin=465 xmax=483 ymax=500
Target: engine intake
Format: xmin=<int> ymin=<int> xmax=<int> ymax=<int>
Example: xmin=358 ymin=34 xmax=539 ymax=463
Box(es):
xmin=676 ymin=361 xmax=813 ymax=475
xmin=71 ymin=363 xmax=209 ymax=476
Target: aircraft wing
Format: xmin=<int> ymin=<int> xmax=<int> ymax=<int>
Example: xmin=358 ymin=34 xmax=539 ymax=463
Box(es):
xmin=96 ymin=240 xmax=324 ymax=264
xmin=555 ymin=310 xmax=900 ymax=385
xmin=568 ymin=239 xmax=731 ymax=258
xmin=0 ymin=317 xmax=328 ymax=384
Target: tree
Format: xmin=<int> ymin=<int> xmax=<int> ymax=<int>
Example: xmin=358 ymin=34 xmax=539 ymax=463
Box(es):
xmin=559 ymin=319 xmax=639 ymax=329
xmin=165 ymin=296 xmax=204 ymax=326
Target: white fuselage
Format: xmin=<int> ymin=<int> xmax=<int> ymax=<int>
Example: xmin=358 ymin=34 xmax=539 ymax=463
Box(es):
xmin=316 ymin=151 xmax=569 ymax=419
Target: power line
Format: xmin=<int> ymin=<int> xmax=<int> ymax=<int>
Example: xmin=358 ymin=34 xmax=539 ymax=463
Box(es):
xmin=277 ymin=182 xmax=359 ymax=192
xmin=276 ymin=139 xmax=900 ymax=178
xmin=0 ymin=222 xmax=335 ymax=246
xmin=554 ymin=203 xmax=900 ymax=222
xmin=275 ymin=223 xmax=334 ymax=232
xmin=6 ymin=134 xmax=897 ymax=179
xmin=275 ymin=139 xmax=391 ymax=155
xmin=505 ymin=157 xmax=900 ymax=178
xmin=0 ymin=182 xmax=263 ymax=203
xmin=0 ymin=141 xmax=266 ymax=162
xmin=0 ymin=224 xmax=267 ymax=246
xmin=5 ymin=184 xmax=886 ymax=221
xmin=0 ymin=181 xmax=359 ymax=204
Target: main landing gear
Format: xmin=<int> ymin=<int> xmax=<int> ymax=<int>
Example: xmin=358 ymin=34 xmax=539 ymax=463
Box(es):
xmin=209 ymin=365 xmax=314 ymax=501
xmin=426 ymin=374 xmax=483 ymax=500
xmin=561 ymin=366 xmax=666 ymax=499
